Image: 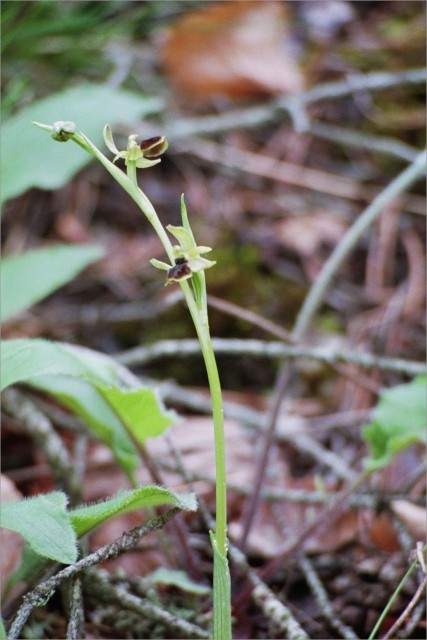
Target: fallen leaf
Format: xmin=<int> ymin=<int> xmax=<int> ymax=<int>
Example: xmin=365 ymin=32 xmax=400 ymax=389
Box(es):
xmin=391 ymin=500 xmax=426 ymax=542
xmin=158 ymin=1 xmax=304 ymax=102
xmin=0 ymin=474 xmax=25 ymax=597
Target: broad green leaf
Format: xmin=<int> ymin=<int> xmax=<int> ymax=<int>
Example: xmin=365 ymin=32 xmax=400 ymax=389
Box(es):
xmin=0 ymin=492 xmax=77 ymax=564
xmin=1 ymin=339 xmax=116 ymax=391
xmin=1 ymin=84 xmax=163 ymax=203
xmin=1 ymin=244 xmax=104 ymax=322
xmin=148 ymin=568 xmax=211 ymax=595
xmin=363 ymin=376 xmax=427 ymax=471
xmin=98 ymin=386 xmax=174 ymax=444
xmin=70 ymin=486 xmax=197 ymax=537
xmin=32 ymin=375 xmax=139 ymax=478
xmin=1 ymin=339 xmax=175 ymax=479
xmin=0 ymin=617 xmax=6 ymax=640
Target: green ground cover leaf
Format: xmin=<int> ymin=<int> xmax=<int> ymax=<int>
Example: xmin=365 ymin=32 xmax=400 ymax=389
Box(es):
xmin=362 ymin=376 xmax=427 ymax=470
xmin=1 ymin=244 xmax=104 ymax=322
xmin=148 ymin=567 xmax=211 ymax=595
xmin=1 ymin=84 xmax=163 ymax=204
xmin=99 ymin=386 xmax=174 ymax=444
xmin=1 ymin=340 xmax=175 ymax=480
xmin=0 ymin=492 xmax=77 ymax=564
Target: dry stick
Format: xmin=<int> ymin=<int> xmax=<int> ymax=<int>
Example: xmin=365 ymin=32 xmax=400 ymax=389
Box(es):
xmin=116 ymin=338 xmax=425 ymax=376
xmin=83 ymin=568 xmax=210 ymax=639
xmin=308 ymin=122 xmax=418 ymax=163
xmin=163 ymin=68 xmax=426 ymax=141
xmin=294 ymin=150 xmax=426 ymax=338
xmin=401 ymin=599 xmax=426 ymax=639
xmin=381 ymin=574 xmax=427 ymax=640
xmin=238 ymin=150 xmax=426 ymax=552
xmin=65 ymin=576 xmax=84 ymax=640
xmin=6 ymin=508 xmax=181 ymax=640
xmin=2 ymin=388 xmax=82 ymax=505
xmin=173 ymin=138 xmax=425 ymax=215
xmin=298 ymin=554 xmax=359 ymax=640
xmin=207 ymin=294 xmax=293 ymax=342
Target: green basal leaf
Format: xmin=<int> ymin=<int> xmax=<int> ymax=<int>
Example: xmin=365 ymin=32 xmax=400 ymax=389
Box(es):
xmin=362 ymin=376 xmax=427 ymax=471
xmin=0 ymin=492 xmax=77 ymax=564
xmin=1 ymin=244 xmax=104 ymax=322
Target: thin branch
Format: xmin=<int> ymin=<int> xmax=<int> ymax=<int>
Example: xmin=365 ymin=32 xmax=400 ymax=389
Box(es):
xmin=65 ymin=577 xmax=84 ymax=640
xmin=115 ymin=338 xmax=425 ymax=376
xmin=83 ymin=568 xmax=210 ymax=639
xmin=159 ymin=68 xmax=426 ymax=141
xmin=2 ymin=388 xmax=82 ymax=504
xmin=298 ymin=554 xmax=359 ymax=639
xmin=381 ymin=574 xmax=427 ymax=640
xmin=308 ymin=122 xmax=418 ymax=163
xmin=293 ymin=149 xmax=427 ymax=338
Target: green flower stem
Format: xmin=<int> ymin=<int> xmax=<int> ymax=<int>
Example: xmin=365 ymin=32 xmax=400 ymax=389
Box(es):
xmin=182 ymin=283 xmax=228 ymax=555
xmin=40 ymin=124 xmax=231 ymax=638
xmin=124 ymin=155 xmax=228 ymax=554
xmin=124 ymin=158 xmax=230 ymax=635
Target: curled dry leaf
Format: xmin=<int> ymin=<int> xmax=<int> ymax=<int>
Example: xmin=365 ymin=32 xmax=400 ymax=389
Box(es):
xmin=229 ymin=476 xmax=359 ymax=558
xmin=390 ymin=500 xmax=426 ymax=542
xmin=158 ymin=0 xmax=304 ymax=102
xmin=0 ymin=474 xmax=25 ymax=597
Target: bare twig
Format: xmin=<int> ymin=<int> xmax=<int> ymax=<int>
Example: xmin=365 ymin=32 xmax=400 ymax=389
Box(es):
xmin=65 ymin=577 xmax=84 ymax=640
xmin=298 ymin=554 xmax=359 ymax=639
xmin=158 ymin=68 xmax=427 ymax=141
xmin=116 ymin=337 xmax=425 ymax=376
xmin=2 ymin=388 xmax=82 ymax=504
xmin=381 ymin=574 xmax=427 ymax=640
xmin=308 ymin=122 xmax=418 ymax=162
xmin=294 ymin=150 xmax=426 ymax=338
xmin=83 ymin=568 xmax=210 ymax=639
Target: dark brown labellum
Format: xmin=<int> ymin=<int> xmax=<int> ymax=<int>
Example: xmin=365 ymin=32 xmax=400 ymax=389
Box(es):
xmin=140 ymin=136 xmax=168 ymax=159
xmin=167 ymin=257 xmax=192 ymax=283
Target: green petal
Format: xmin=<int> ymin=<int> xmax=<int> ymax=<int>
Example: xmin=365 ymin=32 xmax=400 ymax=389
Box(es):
xmin=103 ymin=124 xmax=120 ymax=155
xmin=150 ymin=258 xmax=171 ymax=271
xmin=190 ymin=257 xmax=216 ymax=272
xmin=166 ymin=226 xmax=195 ymax=252
xmin=134 ymin=157 xmax=161 ymax=168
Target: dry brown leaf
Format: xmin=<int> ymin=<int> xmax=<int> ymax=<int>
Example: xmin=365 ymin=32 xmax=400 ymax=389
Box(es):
xmin=274 ymin=211 xmax=348 ymax=258
xmin=391 ymin=500 xmax=426 ymax=542
xmin=158 ymin=0 xmax=304 ymax=102
xmin=229 ymin=476 xmax=359 ymax=557
xmin=360 ymin=510 xmax=400 ymax=553
xmin=0 ymin=474 xmax=25 ymax=597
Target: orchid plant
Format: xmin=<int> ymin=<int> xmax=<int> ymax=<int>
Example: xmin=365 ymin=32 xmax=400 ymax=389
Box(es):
xmin=34 ymin=120 xmax=232 ymax=640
